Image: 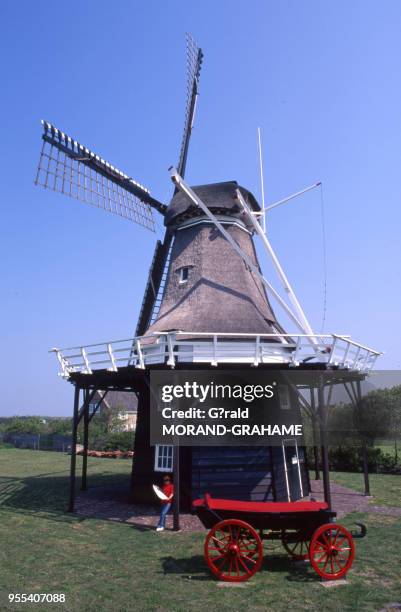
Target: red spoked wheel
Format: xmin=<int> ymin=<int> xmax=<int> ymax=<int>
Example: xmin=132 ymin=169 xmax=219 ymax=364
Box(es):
xmin=204 ymin=519 xmax=263 ymax=582
xmin=281 ymin=530 xmax=310 ymax=560
xmin=309 ymin=523 xmax=355 ymax=580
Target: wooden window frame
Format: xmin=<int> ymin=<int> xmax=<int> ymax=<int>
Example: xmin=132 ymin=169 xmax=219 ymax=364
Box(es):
xmin=154 ymin=444 xmax=173 ymax=472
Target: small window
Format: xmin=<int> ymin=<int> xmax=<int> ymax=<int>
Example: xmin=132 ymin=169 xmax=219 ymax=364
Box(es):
xmin=179 ymin=267 xmax=189 ymax=284
xmin=89 ymin=402 xmax=98 ymax=416
xmin=154 ymin=445 xmax=173 ymax=472
xmin=278 ymin=385 xmax=291 ymax=410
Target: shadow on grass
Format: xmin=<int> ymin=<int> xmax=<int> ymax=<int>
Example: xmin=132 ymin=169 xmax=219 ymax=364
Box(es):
xmin=128 ymin=523 xmax=157 ymax=532
xmin=160 ymin=555 xmax=212 ymax=581
xmin=0 ymin=471 xmax=131 ymax=523
xmin=160 ymin=552 xmax=318 ymax=583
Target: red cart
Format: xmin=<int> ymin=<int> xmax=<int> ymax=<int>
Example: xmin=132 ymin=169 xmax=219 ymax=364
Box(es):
xmin=193 ymin=494 xmax=366 ymax=582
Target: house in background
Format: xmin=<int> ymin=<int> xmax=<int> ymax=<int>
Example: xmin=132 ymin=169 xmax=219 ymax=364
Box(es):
xmin=89 ymin=391 xmax=138 ymax=432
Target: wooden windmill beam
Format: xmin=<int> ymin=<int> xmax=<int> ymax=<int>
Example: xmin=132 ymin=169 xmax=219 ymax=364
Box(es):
xmin=68 ymin=386 xmax=98 ymax=512
xmin=81 ymin=389 xmax=90 ymax=492
xmin=68 ymin=385 xmax=81 ymax=513
xmin=318 ymin=380 xmax=332 ymax=509
xmin=88 ymin=391 xmax=109 ymax=423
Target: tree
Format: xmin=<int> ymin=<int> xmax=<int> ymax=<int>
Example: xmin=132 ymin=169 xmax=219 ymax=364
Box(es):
xmin=353 ymin=388 xmax=392 ymax=447
xmin=4 ymin=417 xmax=45 ymax=435
xmin=47 ymin=418 xmax=72 ymax=436
xmin=100 ymin=403 xmax=132 ymax=433
xmin=384 ymin=386 xmax=401 ymax=462
xmin=104 ymin=431 xmax=134 ymax=452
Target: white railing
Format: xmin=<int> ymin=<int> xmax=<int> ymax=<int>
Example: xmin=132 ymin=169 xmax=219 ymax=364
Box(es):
xmin=50 ymin=332 xmax=382 ymax=378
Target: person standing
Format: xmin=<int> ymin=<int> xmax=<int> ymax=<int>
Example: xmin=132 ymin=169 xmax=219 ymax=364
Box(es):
xmin=156 ymin=475 xmax=174 ymax=532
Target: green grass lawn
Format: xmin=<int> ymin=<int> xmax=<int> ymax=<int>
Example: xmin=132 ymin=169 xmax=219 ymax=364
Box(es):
xmin=329 ymin=471 xmax=401 ymax=507
xmin=0 ymin=448 xmax=400 ymax=612
xmin=0 ymin=447 xmax=132 ymax=515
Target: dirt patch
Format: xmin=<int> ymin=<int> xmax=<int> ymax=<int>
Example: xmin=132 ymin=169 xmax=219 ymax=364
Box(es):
xmin=309 ymin=480 xmax=371 ymax=517
xmin=75 ymin=484 xmax=204 ymax=532
xmin=74 ymin=479 xmax=401 ymax=532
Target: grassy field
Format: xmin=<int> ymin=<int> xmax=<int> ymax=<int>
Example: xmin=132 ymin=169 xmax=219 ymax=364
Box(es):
xmin=375 ymin=442 xmax=400 ymax=459
xmin=0 ymin=448 xmax=400 ymax=612
xmin=365 ymin=438 xmax=401 ymax=460
xmin=328 ymin=471 xmax=401 ymax=507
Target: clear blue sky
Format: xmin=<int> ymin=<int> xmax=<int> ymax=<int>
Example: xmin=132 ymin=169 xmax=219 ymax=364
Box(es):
xmin=1 ymin=0 xmax=400 ymax=416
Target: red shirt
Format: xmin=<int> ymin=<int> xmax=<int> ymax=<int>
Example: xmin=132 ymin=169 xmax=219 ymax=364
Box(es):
xmin=161 ymin=483 xmax=174 ymax=504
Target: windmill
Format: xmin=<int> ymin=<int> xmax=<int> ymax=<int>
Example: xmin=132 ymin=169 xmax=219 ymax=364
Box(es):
xmin=35 ymin=35 xmax=381 ymax=523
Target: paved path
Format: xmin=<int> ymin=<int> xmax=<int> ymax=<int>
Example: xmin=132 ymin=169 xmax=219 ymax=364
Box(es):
xmin=75 ymin=479 xmax=401 ymax=532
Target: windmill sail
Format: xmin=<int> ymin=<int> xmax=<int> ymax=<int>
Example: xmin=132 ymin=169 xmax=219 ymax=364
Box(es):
xmin=135 ymin=232 xmax=173 ymax=337
xmin=35 ymin=121 xmax=167 ymax=231
xmin=135 ymin=35 xmax=203 ymax=335
xmin=177 ymin=33 xmax=203 ymax=177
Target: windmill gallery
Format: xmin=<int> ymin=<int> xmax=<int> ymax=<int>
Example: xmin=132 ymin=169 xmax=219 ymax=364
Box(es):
xmin=34 ymin=35 xmax=381 ymax=528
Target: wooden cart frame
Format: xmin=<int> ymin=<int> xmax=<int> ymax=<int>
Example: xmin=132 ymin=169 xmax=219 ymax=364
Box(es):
xmin=193 ymin=494 xmax=366 ymax=582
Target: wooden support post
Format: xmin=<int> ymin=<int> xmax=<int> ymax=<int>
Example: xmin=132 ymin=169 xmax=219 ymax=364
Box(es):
xmin=310 ymin=388 xmax=320 ymax=480
xmin=318 ymin=381 xmax=332 ymax=509
xmin=173 ymin=443 xmax=180 ymax=531
xmin=131 ymin=383 xmax=149 ymax=500
xmin=81 ymin=389 xmax=90 ymax=491
xmin=68 ymin=385 xmax=80 ymax=513
xmin=357 ymin=379 xmax=371 ymax=496
xmin=313 ymin=439 xmax=320 ymax=480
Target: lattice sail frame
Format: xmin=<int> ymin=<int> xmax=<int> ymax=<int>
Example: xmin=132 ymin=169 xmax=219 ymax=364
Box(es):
xmin=177 ymin=33 xmax=204 ymax=176
xmin=35 ymin=121 xmax=159 ymax=231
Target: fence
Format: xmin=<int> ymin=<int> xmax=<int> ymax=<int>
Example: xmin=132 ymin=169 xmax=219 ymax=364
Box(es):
xmin=2 ymin=433 xmax=72 ymax=452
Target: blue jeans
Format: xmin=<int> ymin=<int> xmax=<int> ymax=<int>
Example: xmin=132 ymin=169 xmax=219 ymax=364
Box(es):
xmin=157 ymin=503 xmax=171 ymax=528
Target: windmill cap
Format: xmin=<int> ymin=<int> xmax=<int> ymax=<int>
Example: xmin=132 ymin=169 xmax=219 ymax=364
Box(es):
xmin=165 ymin=181 xmax=261 ymax=227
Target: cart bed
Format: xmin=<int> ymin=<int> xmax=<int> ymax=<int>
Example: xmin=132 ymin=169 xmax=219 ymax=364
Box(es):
xmin=193 ymin=495 xmax=328 ymax=513
xmin=193 ymin=493 xmax=334 ymax=530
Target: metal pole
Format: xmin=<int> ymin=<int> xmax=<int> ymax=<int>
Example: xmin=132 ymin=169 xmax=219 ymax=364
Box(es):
xmin=265 ymin=182 xmax=321 ymax=212
xmin=173 ymin=442 xmax=180 ymax=531
xmin=81 ymin=390 xmax=90 ymax=491
xmin=236 ymin=188 xmax=317 ymax=342
xmin=68 ymin=385 xmax=80 ymax=512
xmin=257 ymin=127 xmax=266 ymax=234
xmin=318 ymin=380 xmax=331 ymax=509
